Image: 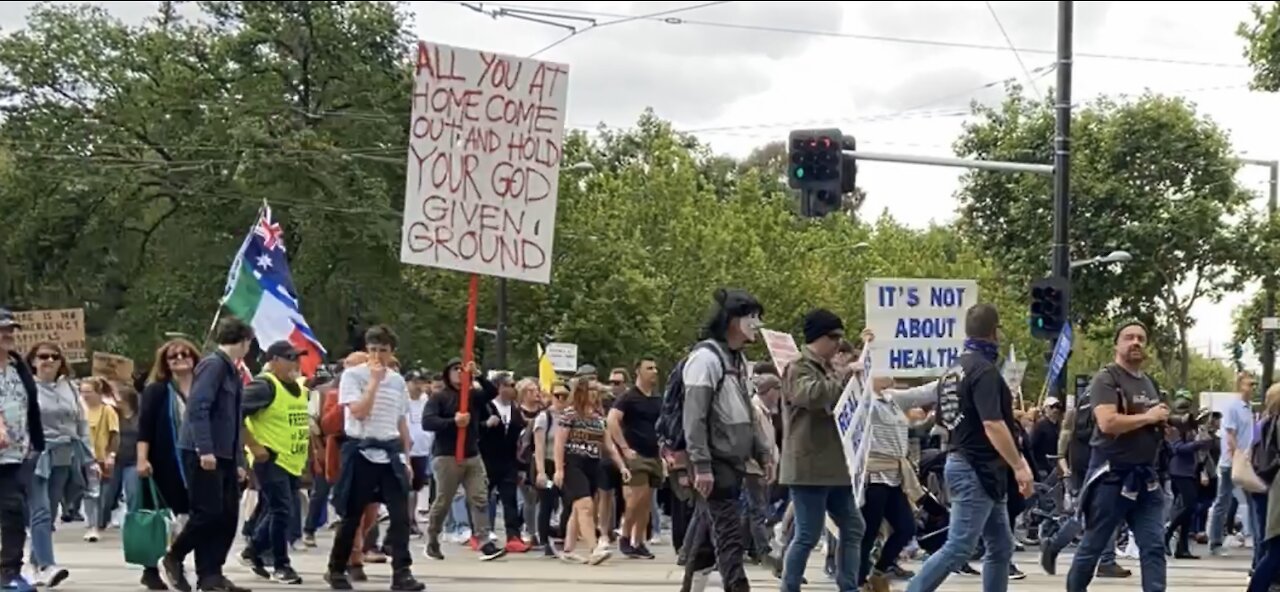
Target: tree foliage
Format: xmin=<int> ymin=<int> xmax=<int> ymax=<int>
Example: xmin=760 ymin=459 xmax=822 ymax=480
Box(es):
xmin=954 ymin=88 xmax=1255 ymax=387
xmin=1239 ymin=1 xmax=1280 ymax=91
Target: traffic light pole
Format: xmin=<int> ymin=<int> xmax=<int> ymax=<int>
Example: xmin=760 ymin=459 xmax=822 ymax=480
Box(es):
xmin=1052 ymin=0 xmax=1074 ymax=402
xmin=1242 ymin=158 xmax=1280 ymax=391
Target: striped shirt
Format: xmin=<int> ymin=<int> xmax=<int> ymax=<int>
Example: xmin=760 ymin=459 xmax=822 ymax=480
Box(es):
xmin=339 ymin=364 xmax=408 ymax=464
xmin=867 ymin=381 xmax=938 ymax=486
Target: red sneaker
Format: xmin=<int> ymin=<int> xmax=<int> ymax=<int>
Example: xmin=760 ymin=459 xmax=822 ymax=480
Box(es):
xmin=469 ymin=536 xmax=480 ymax=551
xmin=505 ymin=537 xmax=531 ymax=553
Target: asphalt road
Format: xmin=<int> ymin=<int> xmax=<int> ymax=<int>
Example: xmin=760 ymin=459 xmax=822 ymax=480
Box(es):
xmin=34 ymin=526 xmax=1255 ymax=591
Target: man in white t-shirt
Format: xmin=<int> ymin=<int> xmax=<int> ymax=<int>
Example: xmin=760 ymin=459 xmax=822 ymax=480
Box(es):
xmin=324 ymin=326 xmax=423 ymax=592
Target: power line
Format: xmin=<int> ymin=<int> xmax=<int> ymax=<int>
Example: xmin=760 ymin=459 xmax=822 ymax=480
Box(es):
xmin=454 ymin=1 xmax=1251 ymax=69
xmin=984 ymin=1 xmax=1043 ymax=101
xmin=527 ymin=1 xmax=733 ymax=58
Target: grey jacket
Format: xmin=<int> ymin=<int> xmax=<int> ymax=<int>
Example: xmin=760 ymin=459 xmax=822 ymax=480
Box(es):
xmin=682 ymin=339 xmax=771 ymax=476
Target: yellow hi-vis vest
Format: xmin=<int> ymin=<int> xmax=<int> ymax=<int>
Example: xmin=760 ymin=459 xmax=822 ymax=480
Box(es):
xmin=245 ymin=373 xmax=311 ymax=477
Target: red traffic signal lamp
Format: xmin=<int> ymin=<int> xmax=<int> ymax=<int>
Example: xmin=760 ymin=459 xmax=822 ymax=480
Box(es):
xmin=1029 ymin=276 xmax=1070 ymax=340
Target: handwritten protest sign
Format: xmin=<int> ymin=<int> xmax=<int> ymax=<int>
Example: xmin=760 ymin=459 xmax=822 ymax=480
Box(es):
xmin=760 ymin=329 xmax=801 ymax=375
xmin=864 ymin=278 xmax=979 ymax=378
xmin=399 ymin=41 xmax=571 ymax=285
xmin=544 ymin=342 xmax=578 ymax=373
xmin=14 ymin=308 xmax=86 ymax=363
xmin=92 ymin=352 xmax=134 ymax=385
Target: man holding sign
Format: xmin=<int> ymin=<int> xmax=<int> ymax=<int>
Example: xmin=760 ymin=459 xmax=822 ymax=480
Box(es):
xmin=906 ymin=304 xmax=1031 ymax=592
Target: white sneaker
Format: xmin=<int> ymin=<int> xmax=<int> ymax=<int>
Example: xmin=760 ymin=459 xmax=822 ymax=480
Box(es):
xmin=34 ymin=566 xmax=69 ymax=588
xmin=83 ymin=528 xmax=100 ymax=543
xmin=588 ymin=548 xmax=611 ymax=565
xmin=649 ymin=534 xmax=663 ymax=546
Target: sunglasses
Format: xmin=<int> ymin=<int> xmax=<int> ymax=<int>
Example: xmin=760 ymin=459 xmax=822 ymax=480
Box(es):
xmin=167 ymin=351 xmax=194 ymax=361
xmin=36 ymin=353 xmax=61 ymax=361
xmin=553 ymin=391 xmax=570 ymax=398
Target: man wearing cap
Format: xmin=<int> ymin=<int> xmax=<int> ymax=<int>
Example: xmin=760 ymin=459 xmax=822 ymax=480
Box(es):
xmin=1064 ymin=321 xmax=1170 ymax=592
xmin=680 ymin=289 xmax=773 ymax=592
xmin=0 ymin=309 xmax=44 ymax=592
xmin=239 ymin=342 xmax=311 ymax=584
xmin=779 ymin=308 xmax=865 ymax=592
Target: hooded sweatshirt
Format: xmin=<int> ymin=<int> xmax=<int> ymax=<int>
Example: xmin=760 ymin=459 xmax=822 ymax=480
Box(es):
xmin=421 ymin=358 xmax=498 ymax=460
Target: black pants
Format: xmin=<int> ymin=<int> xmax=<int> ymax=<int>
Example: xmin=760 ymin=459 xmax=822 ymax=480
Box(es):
xmin=328 ymin=455 xmax=411 ymax=573
xmin=1167 ymin=476 xmax=1199 ymax=553
xmin=681 ymin=461 xmax=748 ymax=592
xmin=0 ymin=463 xmax=28 ymax=582
xmin=859 ymin=483 xmax=916 ymax=584
xmin=170 ymin=453 xmax=240 ymax=582
xmin=488 ymin=467 xmax=522 ymax=539
xmin=537 ymin=460 xmax=562 ymax=544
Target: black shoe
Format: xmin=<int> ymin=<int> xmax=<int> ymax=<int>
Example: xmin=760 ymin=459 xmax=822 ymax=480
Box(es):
xmin=634 ymin=544 xmax=656 ymax=560
xmin=348 ymin=566 xmax=368 ymax=582
xmin=238 ymin=552 xmax=269 ymax=580
xmin=479 ymin=541 xmax=507 ymax=562
xmin=323 ymin=572 xmax=353 ymax=591
xmin=161 ymin=555 xmax=192 ymax=592
xmin=197 ymin=577 xmax=250 ymax=592
xmin=884 ymin=564 xmax=914 ymax=580
xmin=425 ymin=541 xmax=444 ymax=561
xmin=272 ymin=567 xmax=302 ymax=585
xmin=543 ymin=542 xmax=557 ymax=558
xmin=1009 ymin=564 xmax=1026 ymax=580
xmin=1040 ymin=542 xmax=1062 ymax=576
xmin=390 ymin=570 xmax=425 ymax=592
xmin=619 ymin=537 xmax=639 ymax=558
xmin=954 ymin=563 xmax=980 ymax=576
xmin=141 ymin=568 xmax=169 ymax=591
xmin=1096 ymin=563 xmax=1132 ymax=578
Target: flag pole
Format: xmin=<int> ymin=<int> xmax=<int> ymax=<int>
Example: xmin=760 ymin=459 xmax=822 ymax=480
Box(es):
xmin=456 ymin=274 xmax=480 ymax=463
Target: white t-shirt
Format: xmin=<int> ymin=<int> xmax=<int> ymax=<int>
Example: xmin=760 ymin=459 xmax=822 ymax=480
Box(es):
xmin=406 ymin=396 xmax=434 ymax=458
xmin=339 ymin=364 xmax=409 ymax=464
xmin=492 ymin=398 xmax=513 ymax=426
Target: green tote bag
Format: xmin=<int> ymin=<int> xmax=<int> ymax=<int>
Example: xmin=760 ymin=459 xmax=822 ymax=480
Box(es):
xmin=122 ymin=477 xmax=172 ymax=567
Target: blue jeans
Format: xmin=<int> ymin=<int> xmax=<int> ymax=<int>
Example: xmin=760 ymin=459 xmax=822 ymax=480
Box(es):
xmin=1066 ymin=479 xmax=1166 ymax=592
xmin=906 ymin=456 xmax=1013 ymax=592
xmin=27 ymin=465 xmax=75 ymax=569
xmin=781 ymin=485 xmax=864 ymax=592
xmin=305 ymin=475 xmax=331 ymax=535
xmin=1209 ymin=466 xmax=1256 ymax=548
xmin=97 ymin=465 xmax=140 ymax=529
xmin=251 ymin=460 xmax=299 ymax=569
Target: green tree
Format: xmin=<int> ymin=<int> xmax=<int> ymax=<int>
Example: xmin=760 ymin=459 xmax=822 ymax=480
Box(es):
xmin=1239 ymin=1 xmax=1280 ymax=91
xmin=955 ymin=88 xmax=1255 ymax=387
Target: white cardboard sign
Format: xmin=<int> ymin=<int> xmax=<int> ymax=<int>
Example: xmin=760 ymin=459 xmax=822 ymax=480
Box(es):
xmin=864 ymin=278 xmax=979 ymax=377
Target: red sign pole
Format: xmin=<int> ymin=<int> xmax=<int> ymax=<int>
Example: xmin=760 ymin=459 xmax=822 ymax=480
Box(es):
xmin=455 ymin=274 xmax=480 ymax=463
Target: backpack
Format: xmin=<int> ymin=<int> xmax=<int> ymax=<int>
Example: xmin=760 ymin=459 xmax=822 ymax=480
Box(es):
xmin=657 ymin=341 xmax=724 ymax=453
xmin=1073 ymin=365 xmax=1160 ymax=449
xmin=516 ymin=409 xmax=550 ymax=469
xmin=1251 ymin=417 xmax=1280 ymax=484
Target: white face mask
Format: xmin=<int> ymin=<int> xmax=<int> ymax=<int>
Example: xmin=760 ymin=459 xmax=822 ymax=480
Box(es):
xmin=737 ymin=314 xmax=763 ymax=342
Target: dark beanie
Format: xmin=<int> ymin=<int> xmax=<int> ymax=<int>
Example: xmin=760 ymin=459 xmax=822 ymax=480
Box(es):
xmin=803 ymin=309 xmax=845 ymax=344
xmin=1113 ymin=320 xmax=1148 ymax=343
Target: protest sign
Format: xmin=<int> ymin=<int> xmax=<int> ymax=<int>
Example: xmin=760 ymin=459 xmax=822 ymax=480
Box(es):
xmin=400 ymin=41 xmax=570 ymax=285
xmin=544 ymin=342 xmax=578 ymax=373
xmin=833 ymin=352 xmax=875 ymax=506
xmin=92 ymin=352 xmax=135 ymax=384
xmin=760 ymin=329 xmax=801 ymax=375
xmin=14 ymin=308 xmax=86 ymax=363
xmin=864 ymin=278 xmax=979 ymax=377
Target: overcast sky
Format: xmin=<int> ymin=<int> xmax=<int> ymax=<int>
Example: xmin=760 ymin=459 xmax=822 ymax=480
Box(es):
xmin=5 ymin=1 xmax=1276 ymax=365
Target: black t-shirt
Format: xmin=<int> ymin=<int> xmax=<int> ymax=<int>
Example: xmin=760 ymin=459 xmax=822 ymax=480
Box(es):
xmin=614 ymin=386 xmax=661 ymax=458
xmin=1089 ymin=365 xmax=1164 ymax=466
xmin=937 ymin=351 xmax=1015 ymax=498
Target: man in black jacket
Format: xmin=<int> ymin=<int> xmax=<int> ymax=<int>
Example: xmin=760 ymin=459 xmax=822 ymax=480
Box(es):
xmin=169 ymin=316 xmax=254 ymax=592
xmin=422 ymin=358 xmax=505 ymax=561
xmin=0 ymin=309 xmax=44 ymax=592
xmin=478 ymin=376 xmax=529 ymax=553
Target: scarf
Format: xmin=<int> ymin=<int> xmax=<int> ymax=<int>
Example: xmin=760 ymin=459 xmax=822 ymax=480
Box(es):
xmin=964 ymin=338 xmax=1000 ymax=363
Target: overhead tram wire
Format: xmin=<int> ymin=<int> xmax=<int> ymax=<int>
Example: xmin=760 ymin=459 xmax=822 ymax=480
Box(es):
xmin=448 ymin=1 xmax=1252 ymax=69
xmin=524 ymin=0 xmax=734 ymax=58
xmin=985 ymin=1 xmax=1044 ymax=101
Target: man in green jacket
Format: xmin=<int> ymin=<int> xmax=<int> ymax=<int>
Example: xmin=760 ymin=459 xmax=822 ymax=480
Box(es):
xmin=780 ymin=308 xmax=865 ymax=592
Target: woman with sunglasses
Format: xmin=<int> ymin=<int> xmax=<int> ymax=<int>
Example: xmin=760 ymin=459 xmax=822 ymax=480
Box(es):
xmin=135 ymin=338 xmax=199 ymax=590
xmin=533 ymin=382 xmax=569 ymax=556
xmin=26 ymin=341 xmax=91 ymax=588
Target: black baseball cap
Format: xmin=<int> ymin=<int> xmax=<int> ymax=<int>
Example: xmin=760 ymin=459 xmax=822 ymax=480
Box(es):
xmin=265 ymin=341 xmax=304 ymax=361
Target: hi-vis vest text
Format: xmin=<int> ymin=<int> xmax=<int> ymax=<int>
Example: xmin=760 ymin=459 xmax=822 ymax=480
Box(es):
xmin=246 ymin=373 xmax=311 ymax=476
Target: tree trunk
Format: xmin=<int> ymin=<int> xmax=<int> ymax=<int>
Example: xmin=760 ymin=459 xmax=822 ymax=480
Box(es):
xmin=1177 ymin=320 xmax=1191 ymax=389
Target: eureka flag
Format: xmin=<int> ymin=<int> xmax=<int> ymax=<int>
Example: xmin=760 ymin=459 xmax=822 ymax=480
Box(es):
xmin=221 ymin=205 xmax=325 ymax=376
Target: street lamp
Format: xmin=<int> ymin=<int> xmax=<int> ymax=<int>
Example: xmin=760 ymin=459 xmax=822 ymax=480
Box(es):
xmin=1070 ymin=250 xmax=1132 ymax=270
xmin=495 ymin=161 xmax=595 ymax=369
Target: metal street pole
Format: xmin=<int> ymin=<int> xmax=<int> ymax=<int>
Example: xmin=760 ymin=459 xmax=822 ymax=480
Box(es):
xmin=1052 ymin=0 xmax=1074 ymax=400
xmin=496 ymin=277 xmax=509 ymax=369
xmin=1242 ymin=159 xmax=1280 ymax=390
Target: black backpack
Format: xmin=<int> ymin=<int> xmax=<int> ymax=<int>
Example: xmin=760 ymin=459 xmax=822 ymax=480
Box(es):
xmin=1252 ymin=417 xmax=1280 ymax=484
xmin=656 ymin=341 xmax=723 ymax=453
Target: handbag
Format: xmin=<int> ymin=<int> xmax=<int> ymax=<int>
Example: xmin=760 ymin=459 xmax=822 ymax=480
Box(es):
xmin=122 ymin=478 xmax=172 ymax=566
xmin=1231 ymin=448 xmax=1267 ymax=494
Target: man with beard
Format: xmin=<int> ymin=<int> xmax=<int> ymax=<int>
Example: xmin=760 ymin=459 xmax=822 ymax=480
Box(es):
xmin=1065 ymin=321 xmax=1170 ymax=592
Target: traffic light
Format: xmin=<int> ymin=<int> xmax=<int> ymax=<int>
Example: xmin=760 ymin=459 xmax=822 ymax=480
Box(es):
xmin=789 ymin=128 xmax=846 ymax=218
xmin=1029 ymin=276 xmax=1070 ymax=340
